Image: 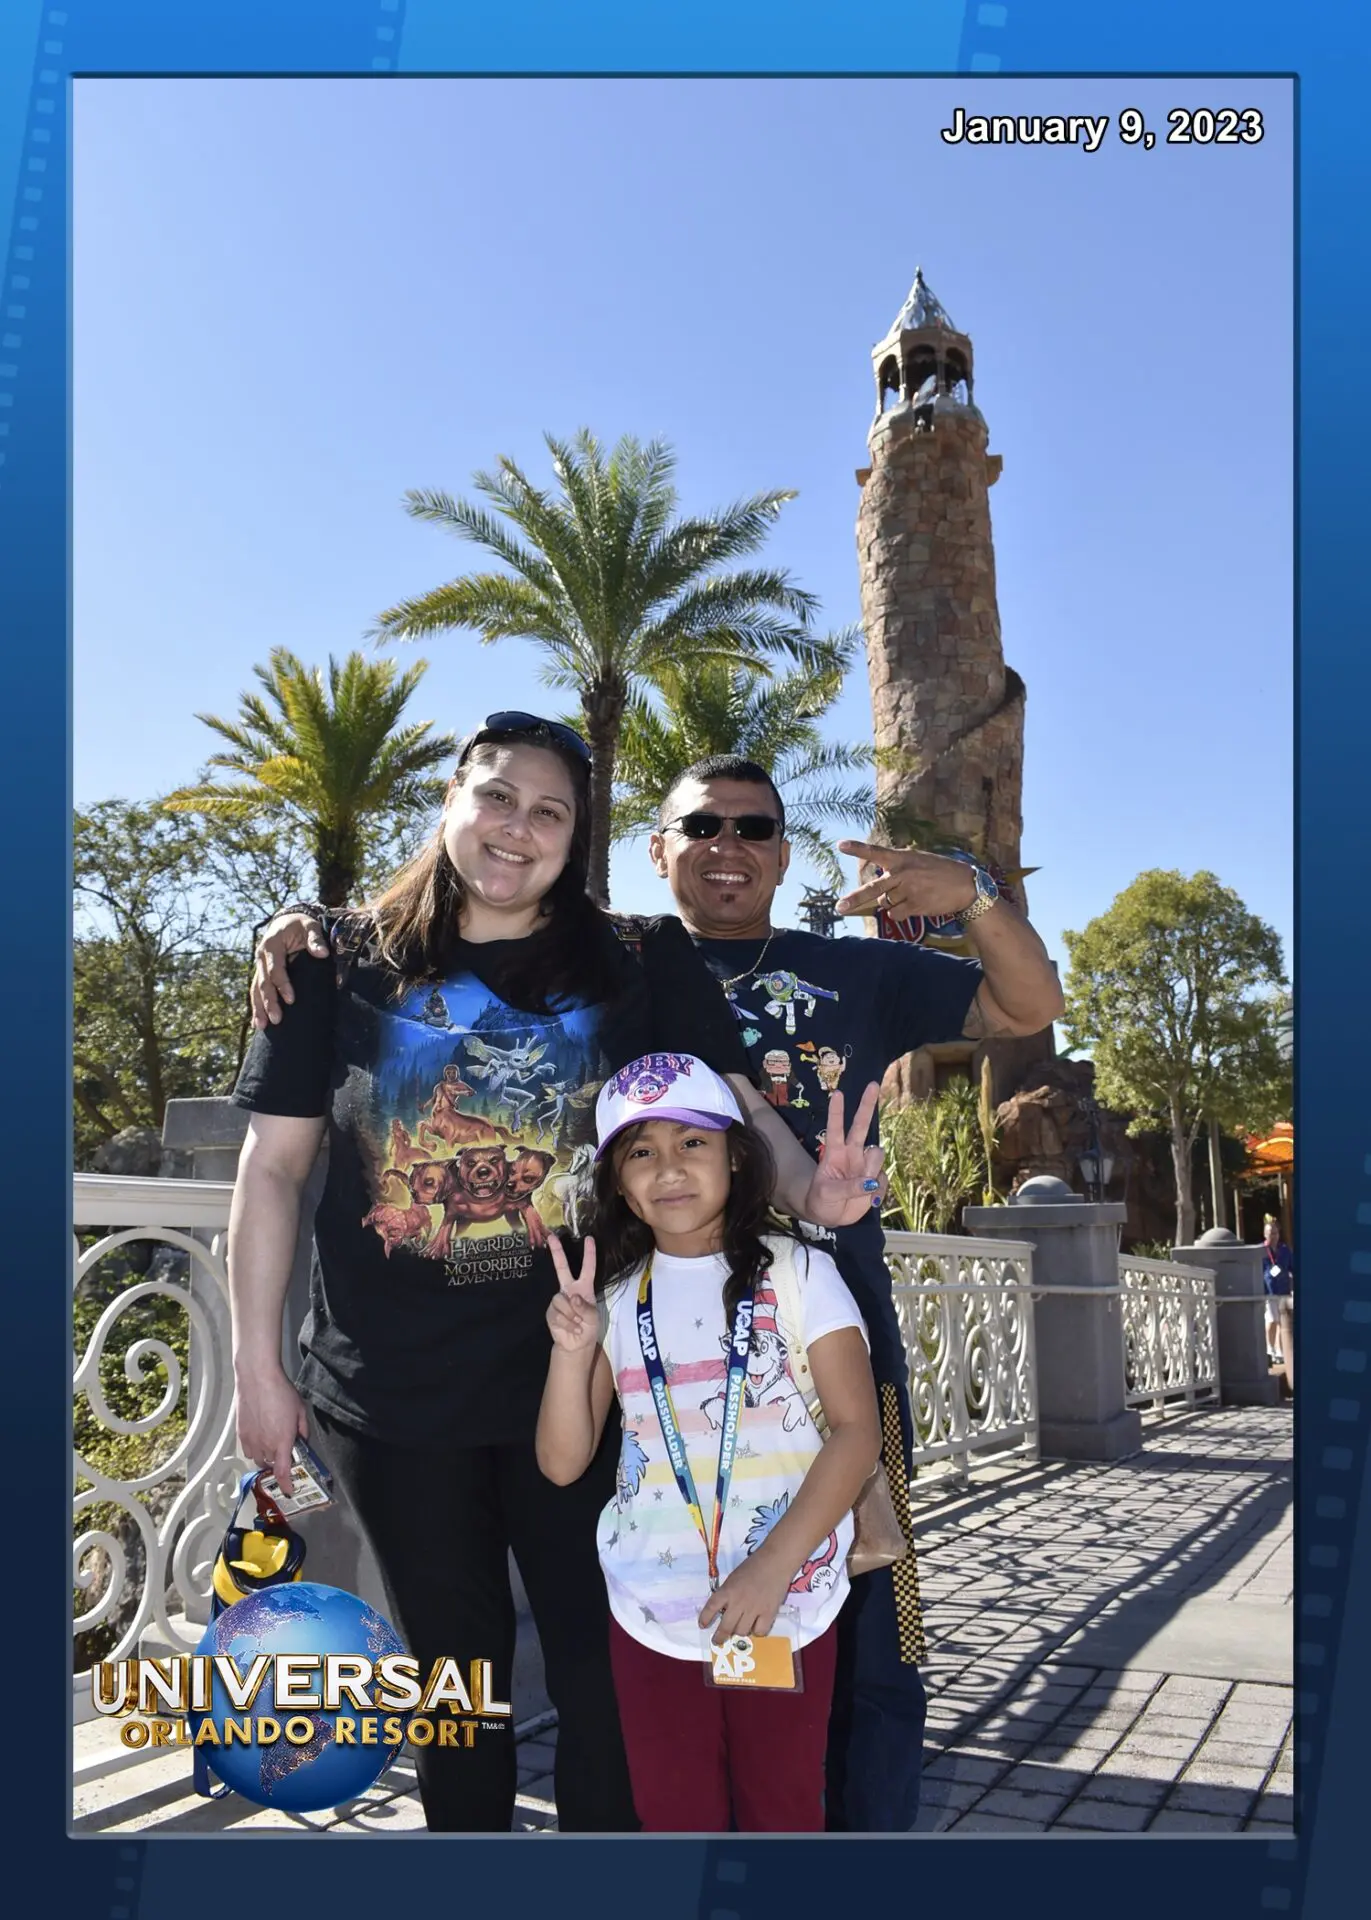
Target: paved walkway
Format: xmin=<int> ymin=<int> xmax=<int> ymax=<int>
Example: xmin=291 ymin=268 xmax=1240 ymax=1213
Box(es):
xmin=73 ymin=1404 xmax=1292 ymax=1836
xmin=912 ymin=1403 xmax=1293 ymax=1833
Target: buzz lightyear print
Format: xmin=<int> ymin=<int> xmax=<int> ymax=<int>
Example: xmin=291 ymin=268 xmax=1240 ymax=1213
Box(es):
xmin=755 ymin=969 xmax=840 ymax=1036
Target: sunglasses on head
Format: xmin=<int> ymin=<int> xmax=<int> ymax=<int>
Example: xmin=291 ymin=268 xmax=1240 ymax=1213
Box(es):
xmin=663 ymin=811 xmax=784 ymax=843
xmin=459 ymin=711 xmax=591 ymax=764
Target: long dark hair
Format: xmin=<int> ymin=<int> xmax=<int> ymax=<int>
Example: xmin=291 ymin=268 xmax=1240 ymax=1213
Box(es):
xmin=587 ymin=1119 xmax=795 ymax=1324
xmin=362 ymin=727 xmax=606 ymax=1010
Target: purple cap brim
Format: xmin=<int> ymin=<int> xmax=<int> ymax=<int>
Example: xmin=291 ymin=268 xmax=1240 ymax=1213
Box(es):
xmin=593 ymin=1107 xmax=735 ymax=1161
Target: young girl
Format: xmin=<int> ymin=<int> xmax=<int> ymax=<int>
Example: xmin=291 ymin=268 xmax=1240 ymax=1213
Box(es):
xmin=536 ymin=1053 xmax=882 ymax=1833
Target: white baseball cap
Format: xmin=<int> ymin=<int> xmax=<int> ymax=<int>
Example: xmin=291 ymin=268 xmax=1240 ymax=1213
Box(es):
xmin=594 ymin=1053 xmax=745 ymax=1161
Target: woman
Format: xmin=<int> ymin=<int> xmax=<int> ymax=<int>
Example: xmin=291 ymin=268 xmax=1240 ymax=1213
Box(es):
xmin=228 ymin=711 xmax=882 ymax=1833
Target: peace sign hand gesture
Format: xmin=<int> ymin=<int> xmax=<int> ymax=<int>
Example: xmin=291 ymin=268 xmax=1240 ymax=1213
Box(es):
xmin=546 ymin=1233 xmax=600 ymax=1357
xmin=799 ymin=1083 xmax=888 ymax=1229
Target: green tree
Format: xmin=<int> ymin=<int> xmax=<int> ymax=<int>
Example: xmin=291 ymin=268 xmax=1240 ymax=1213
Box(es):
xmin=1062 ymin=870 xmax=1286 ymax=1246
xmin=1208 ymin=986 xmax=1292 ymax=1137
xmin=369 ymin=430 xmax=824 ymax=902
xmin=73 ymin=803 xmax=248 ymax=1164
xmin=163 ymin=648 xmax=456 ymax=906
xmin=609 ymin=627 xmax=874 ymax=882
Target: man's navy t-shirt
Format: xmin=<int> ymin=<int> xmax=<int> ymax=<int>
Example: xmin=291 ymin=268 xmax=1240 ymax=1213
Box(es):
xmin=693 ymin=929 xmax=983 ymax=1392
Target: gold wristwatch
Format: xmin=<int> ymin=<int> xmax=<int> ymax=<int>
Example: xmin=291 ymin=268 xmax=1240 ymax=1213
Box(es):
xmin=960 ymin=864 xmax=1001 ymax=927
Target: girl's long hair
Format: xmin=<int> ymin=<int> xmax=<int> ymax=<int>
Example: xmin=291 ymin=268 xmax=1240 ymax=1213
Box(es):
xmin=587 ymin=1120 xmax=795 ymax=1324
xmin=359 ymin=729 xmax=606 ymax=1010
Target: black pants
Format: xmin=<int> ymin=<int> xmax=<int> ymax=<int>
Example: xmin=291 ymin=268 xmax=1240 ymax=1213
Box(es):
xmin=824 ymin=1373 xmax=928 ymax=1831
xmin=312 ymin=1408 xmax=637 ymax=1833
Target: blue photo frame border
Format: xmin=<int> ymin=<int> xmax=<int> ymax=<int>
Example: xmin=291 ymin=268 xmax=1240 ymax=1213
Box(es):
xmin=10 ymin=2 xmax=1365 ymax=1914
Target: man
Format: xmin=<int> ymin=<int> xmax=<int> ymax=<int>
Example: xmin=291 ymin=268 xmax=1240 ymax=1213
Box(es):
xmin=646 ymin=755 xmax=1064 ymax=1832
xmin=250 ymin=752 xmax=1063 ymax=1832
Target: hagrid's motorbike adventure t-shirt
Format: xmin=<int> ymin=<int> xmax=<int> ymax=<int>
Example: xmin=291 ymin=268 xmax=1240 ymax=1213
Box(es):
xmin=691 ymin=928 xmax=983 ymax=1391
xmin=232 ymin=913 xmax=747 ymax=1449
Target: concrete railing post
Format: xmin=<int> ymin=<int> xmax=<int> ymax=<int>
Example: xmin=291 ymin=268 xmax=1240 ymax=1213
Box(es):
xmin=161 ymin=1095 xmax=386 ymax=1614
xmin=1171 ymin=1227 xmax=1279 ymax=1408
xmin=965 ymin=1176 xmax=1140 ymax=1462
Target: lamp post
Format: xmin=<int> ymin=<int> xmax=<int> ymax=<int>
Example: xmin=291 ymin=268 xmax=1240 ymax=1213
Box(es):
xmin=1078 ymin=1094 xmax=1115 ymax=1203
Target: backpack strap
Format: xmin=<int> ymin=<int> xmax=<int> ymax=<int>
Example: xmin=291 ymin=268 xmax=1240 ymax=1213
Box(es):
xmin=768 ymin=1239 xmax=828 ymax=1436
xmin=608 ymin=912 xmax=649 ymax=963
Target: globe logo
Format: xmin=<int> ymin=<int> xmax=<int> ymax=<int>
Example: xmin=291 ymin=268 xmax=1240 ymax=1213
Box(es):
xmin=190 ymin=1582 xmax=407 ymax=1812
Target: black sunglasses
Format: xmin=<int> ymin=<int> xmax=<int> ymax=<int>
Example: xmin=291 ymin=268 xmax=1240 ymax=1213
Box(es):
xmin=662 ymin=811 xmax=784 ymax=843
xmin=459 ymin=711 xmax=591 ymax=764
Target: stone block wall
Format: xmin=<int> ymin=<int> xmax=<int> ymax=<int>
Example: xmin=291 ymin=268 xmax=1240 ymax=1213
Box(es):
xmin=858 ymin=402 xmax=1025 ymax=879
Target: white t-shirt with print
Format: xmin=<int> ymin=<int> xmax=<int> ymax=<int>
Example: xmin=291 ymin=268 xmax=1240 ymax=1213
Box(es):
xmin=596 ymin=1236 xmax=867 ymax=1662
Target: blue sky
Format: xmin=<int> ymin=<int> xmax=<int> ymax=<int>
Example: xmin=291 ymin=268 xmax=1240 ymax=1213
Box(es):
xmin=73 ymin=77 xmax=1293 ymax=980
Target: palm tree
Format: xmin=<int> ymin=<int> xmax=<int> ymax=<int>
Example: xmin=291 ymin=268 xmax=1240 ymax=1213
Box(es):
xmin=369 ymin=429 xmax=823 ymax=903
xmin=162 ymin=649 xmax=457 ymax=906
xmin=610 ymin=628 xmax=876 ymax=884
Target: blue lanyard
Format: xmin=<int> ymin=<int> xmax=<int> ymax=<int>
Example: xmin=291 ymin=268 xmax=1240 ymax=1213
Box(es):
xmin=636 ymin=1254 xmax=754 ymax=1589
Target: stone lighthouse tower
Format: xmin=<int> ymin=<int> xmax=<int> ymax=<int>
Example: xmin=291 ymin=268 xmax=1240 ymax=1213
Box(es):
xmin=856 ymin=270 xmax=1025 ymax=883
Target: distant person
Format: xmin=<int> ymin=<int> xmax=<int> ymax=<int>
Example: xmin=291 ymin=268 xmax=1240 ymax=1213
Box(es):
xmin=1262 ymin=1215 xmax=1294 ymax=1364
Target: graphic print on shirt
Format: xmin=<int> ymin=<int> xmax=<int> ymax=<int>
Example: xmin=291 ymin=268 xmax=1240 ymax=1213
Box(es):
xmin=728 ymin=970 xmax=838 ymax=1033
xmin=796 ymin=1039 xmax=850 ymax=1095
xmin=758 ymin=1046 xmax=810 ymax=1111
xmin=755 ymin=968 xmax=840 ymax=1035
xmin=616 ymin=1427 xmax=649 ymax=1510
xmin=698 ymin=1279 xmax=812 ymax=1435
xmin=745 ymin=1492 xmax=841 ymax=1596
xmin=593 ymin=1244 xmax=862 ymax=1658
xmin=355 ymin=974 xmax=605 ymax=1282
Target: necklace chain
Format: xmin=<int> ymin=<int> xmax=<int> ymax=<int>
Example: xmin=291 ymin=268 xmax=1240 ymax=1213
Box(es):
xmin=715 ymin=930 xmax=778 ymax=993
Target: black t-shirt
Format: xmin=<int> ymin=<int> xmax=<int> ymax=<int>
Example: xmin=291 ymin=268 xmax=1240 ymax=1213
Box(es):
xmin=692 ymin=928 xmax=983 ymax=1387
xmin=232 ymin=912 xmax=747 ymax=1447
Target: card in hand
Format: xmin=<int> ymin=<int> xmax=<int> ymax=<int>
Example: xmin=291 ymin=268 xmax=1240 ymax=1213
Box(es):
xmin=257 ymin=1438 xmax=335 ymax=1516
xmin=703 ymin=1632 xmax=803 ymax=1692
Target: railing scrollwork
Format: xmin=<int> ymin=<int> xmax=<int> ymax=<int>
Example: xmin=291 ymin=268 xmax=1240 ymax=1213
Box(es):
xmin=74 ymin=1177 xmax=244 ymax=1677
xmin=884 ymin=1232 xmax=1038 ymax=1482
xmin=1119 ymin=1255 xmax=1219 ymax=1412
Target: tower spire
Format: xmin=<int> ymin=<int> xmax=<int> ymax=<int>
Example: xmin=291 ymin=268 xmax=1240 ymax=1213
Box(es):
xmin=887 ymin=267 xmax=957 ymax=337
xmin=855 ymin=273 xmax=1022 ymax=880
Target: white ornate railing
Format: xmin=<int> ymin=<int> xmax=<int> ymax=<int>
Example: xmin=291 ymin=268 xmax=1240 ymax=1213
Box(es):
xmin=884 ymin=1231 xmax=1038 ymax=1483
xmin=1119 ymin=1255 xmax=1220 ymax=1413
xmin=71 ymin=1182 xmax=1039 ymax=1700
xmin=74 ymin=1175 xmax=246 ymax=1714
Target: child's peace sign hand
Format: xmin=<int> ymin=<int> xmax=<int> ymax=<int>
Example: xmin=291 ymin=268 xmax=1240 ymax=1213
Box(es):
xmin=799 ymin=1083 xmax=888 ymax=1229
xmin=550 ymin=1231 xmax=597 ymax=1303
xmin=546 ymin=1234 xmax=599 ymax=1356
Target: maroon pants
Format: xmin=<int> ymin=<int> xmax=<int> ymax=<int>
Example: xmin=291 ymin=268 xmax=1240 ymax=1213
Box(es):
xmin=608 ymin=1615 xmax=838 ymax=1832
